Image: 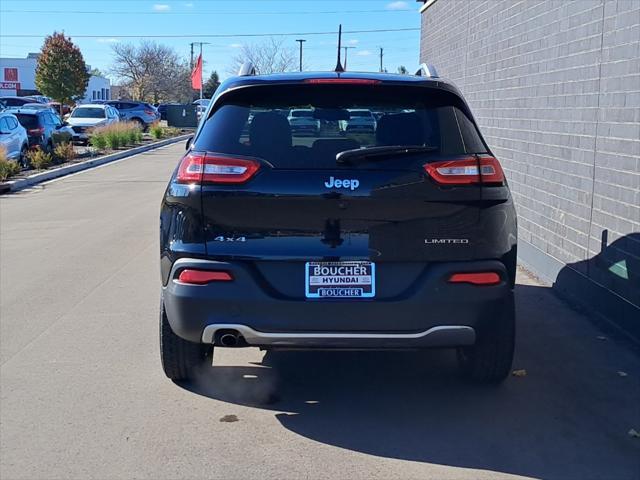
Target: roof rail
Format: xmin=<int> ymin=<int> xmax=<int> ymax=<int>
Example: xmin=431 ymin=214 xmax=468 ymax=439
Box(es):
xmin=415 ymin=63 xmax=439 ymax=78
xmin=238 ymin=62 xmax=257 ymax=76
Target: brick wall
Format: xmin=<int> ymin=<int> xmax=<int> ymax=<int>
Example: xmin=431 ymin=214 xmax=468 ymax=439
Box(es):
xmin=420 ymin=0 xmax=639 ymax=320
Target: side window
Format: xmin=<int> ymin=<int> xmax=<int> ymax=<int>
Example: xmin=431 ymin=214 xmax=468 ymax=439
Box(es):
xmin=454 ymin=109 xmax=488 ymax=153
xmin=43 ymin=113 xmax=53 ymax=126
xmin=50 ymin=113 xmax=62 ymax=126
xmin=0 ymin=118 xmax=8 ymax=131
xmin=8 ymin=117 xmax=18 ymax=129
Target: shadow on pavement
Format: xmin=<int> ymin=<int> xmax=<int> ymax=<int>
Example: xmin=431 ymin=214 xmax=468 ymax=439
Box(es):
xmin=179 ymin=283 xmax=640 ymax=480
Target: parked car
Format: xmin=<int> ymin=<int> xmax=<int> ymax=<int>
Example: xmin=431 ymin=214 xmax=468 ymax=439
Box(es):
xmin=339 ymin=109 xmax=377 ymax=133
xmin=159 ymin=69 xmax=517 ymax=385
xmin=287 ymin=108 xmax=321 ymax=135
xmin=105 ymin=101 xmax=160 ymax=128
xmin=25 ymin=95 xmax=52 ymax=104
xmin=0 ymin=96 xmax=36 ymax=109
xmin=66 ymin=104 xmax=120 ymax=143
xmin=193 ymin=99 xmax=210 ymax=121
xmin=0 ymin=111 xmax=29 ymax=166
xmin=49 ymin=102 xmax=72 ymax=116
xmin=12 ymin=108 xmax=73 ymax=152
xmin=8 ymin=102 xmax=57 ymax=113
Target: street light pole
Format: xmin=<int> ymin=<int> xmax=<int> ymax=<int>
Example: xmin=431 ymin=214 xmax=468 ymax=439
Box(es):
xmin=379 ymin=47 xmax=384 ymax=72
xmin=295 ymin=39 xmax=306 ymax=72
xmin=342 ymin=46 xmax=356 ymax=70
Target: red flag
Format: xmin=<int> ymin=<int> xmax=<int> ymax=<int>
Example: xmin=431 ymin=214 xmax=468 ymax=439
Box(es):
xmin=191 ymin=54 xmax=202 ymax=90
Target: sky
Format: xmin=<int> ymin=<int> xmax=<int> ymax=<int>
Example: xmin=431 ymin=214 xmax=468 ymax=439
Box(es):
xmin=0 ymin=0 xmax=422 ymax=83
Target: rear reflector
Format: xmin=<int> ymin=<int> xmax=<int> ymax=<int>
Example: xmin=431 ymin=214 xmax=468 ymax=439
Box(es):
xmin=177 ymin=269 xmax=233 ymax=285
xmin=424 ymin=157 xmax=505 ymax=185
xmin=449 ymin=272 xmax=501 ymax=285
xmin=177 ymin=152 xmax=260 ymax=184
xmin=303 ymin=78 xmax=381 ymax=85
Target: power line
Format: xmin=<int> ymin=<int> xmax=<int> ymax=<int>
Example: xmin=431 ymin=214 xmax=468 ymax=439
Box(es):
xmin=0 ymin=27 xmax=420 ymax=39
xmin=0 ymin=9 xmax=415 ymax=16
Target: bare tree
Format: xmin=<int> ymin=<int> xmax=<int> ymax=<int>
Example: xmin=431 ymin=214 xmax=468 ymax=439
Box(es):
xmin=110 ymin=41 xmax=192 ymax=103
xmin=229 ymin=37 xmax=297 ymax=75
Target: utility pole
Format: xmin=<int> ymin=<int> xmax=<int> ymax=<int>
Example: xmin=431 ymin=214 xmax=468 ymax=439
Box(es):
xmin=379 ymin=47 xmax=384 ymax=72
xmin=342 ymin=46 xmax=356 ymax=70
xmin=190 ymin=43 xmax=194 ymax=70
xmin=295 ymin=39 xmax=306 ymax=72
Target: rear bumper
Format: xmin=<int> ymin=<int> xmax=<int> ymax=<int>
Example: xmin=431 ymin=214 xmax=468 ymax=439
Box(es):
xmin=162 ymin=258 xmax=513 ymax=348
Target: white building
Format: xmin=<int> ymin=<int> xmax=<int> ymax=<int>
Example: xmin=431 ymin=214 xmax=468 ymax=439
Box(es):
xmin=0 ymin=53 xmax=110 ymax=103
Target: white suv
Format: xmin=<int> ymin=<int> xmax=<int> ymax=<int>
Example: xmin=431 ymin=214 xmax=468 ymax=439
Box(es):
xmin=67 ymin=104 xmax=120 ymax=143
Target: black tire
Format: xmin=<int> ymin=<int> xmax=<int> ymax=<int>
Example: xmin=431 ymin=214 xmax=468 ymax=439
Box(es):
xmin=132 ymin=118 xmax=146 ymax=131
xmin=160 ymin=299 xmax=212 ymax=380
xmin=457 ymin=292 xmax=515 ymax=384
xmin=19 ymin=145 xmax=29 ymax=169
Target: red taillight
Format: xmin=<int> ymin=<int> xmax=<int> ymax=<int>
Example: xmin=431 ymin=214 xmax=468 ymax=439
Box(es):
xmin=28 ymin=127 xmax=45 ymax=135
xmin=144 ymin=109 xmax=156 ymax=115
xmin=449 ymin=272 xmax=501 ymax=285
xmin=303 ymin=78 xmax=381 ymax=85
xmin=176 ymin=152 xmax=260 ymax=184
xmin=177 ymin=269 xmax=233 ymax=285
xmin=424 ymin=157 xmax=505 ymax=185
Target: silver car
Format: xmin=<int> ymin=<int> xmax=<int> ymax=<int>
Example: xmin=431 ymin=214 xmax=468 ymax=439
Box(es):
xmin=0 ymin=111 xmax=29 ymax=166
xmin=66 ymin=104 xmax=120 ymax=143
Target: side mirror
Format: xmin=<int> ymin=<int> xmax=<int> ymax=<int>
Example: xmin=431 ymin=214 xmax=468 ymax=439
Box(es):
xmin=185 ymin=136 xmax=193 ymax=151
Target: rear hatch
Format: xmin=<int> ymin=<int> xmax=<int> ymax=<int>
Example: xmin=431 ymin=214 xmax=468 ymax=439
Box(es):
xmin=186 ymin=81 xmax=507 ymax=298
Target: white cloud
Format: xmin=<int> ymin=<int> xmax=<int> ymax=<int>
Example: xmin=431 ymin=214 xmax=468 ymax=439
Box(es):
xmin=386 ymin=1 xmax=410 ymax=10
xmin=347 ymin=39 xmax=359 ymax=45
xmin=356 ymin=50 xmax=372 ymax=56
xmin=229 ymin=43 xmax=243 ymax=49
xmin=96 ymin=38 xmax=119 ymax=43
xmin=153 ymin=4 xmax=171 ymax=11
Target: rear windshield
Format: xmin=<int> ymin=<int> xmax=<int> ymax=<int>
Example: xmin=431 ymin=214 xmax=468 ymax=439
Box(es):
xmin=71 ymin=107 xmax=105 ymax=119
xmin=14 ymin=113 xmax=39 ymax=129
xmin=194 ymin=84 xmax=488 ymax=169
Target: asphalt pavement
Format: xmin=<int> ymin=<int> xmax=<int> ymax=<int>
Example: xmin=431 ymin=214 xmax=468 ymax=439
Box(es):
xmin=1 ymin=142 xmax=639 ymax=480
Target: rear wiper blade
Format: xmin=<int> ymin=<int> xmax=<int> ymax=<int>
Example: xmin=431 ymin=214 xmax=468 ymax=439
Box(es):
xmin=336 ymin=145 xmax=437 ymax=164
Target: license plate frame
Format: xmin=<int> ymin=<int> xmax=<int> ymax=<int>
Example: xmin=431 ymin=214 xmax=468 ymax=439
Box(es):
xmin=305 ymin=261 xmax=375 ymax=299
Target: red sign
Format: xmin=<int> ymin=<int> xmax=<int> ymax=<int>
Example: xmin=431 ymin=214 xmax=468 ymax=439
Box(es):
xmin=0 ymin=82 xmax=20 ymax=90
xmin=4 ymin=68 xmax=18 ymax=82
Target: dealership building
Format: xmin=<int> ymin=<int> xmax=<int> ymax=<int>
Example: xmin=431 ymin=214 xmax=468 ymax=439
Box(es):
xmin=0 ymin=53 xmax=111 ymax=103
xmin=418 ymin=0 xmax=639 ymax=333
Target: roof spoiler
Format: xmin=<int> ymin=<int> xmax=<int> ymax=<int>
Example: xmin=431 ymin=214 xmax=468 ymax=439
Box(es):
xmin=238 ymin=62 xmax=256 ymax=76
xmin=415 ymin=63 xmax=439 ymax=78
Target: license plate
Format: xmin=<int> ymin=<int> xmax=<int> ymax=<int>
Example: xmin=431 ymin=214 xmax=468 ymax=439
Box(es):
xmin=305 ymin=261 xmax=375 ymax=299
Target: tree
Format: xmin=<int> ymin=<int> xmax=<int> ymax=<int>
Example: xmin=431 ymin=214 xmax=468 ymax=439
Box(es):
xmin=35 ymin=32 xmax=89 ymax=115
xmin=202 ymin=71 xmax=220 ymax=98
xmin=229 ymin=37 xmax=297 ymax=75
xmin=110 ymin=41 xmax=192 ymax=103
xmin=397 ymin=65 xmax=409 ymax=74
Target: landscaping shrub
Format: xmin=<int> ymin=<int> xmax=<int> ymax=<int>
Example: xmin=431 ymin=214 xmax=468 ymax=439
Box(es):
xmin=104 ymin=129 xmax=121 ymax=149
xmin=0 ymin=147 xmax=21 ymax=181
xmin=150 ymin=122 xmax=164 ymax=139
xmin=26 ymin=147 xmax=53 ymax=170
xmin=53 ymin=142 xmax=76 ymax=163
xmin=90 ymin=122 xmax=142 ymax=150
xmin=90 ymin=131 xmax=107 ymax=150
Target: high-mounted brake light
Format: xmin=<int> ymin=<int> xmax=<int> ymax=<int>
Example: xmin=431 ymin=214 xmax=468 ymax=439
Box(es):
xmin=449 ymin=272 xmax=501 ymax=285
xmin=424 ymin=157 xmax=505 ymax=185
xmin=176 ymin=152 xmax=260 ymax=184
xmin=177 ymin=269 xmax=233 ymax=285
xmin=303 ymin=78 xmax=381 ymax=85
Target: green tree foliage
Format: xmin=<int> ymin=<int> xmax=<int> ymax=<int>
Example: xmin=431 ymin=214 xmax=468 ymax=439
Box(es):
xmin=35 ymin=32 xmax=89 ymax=114
xmin=203 ymin=71 xmax=220 ymax=98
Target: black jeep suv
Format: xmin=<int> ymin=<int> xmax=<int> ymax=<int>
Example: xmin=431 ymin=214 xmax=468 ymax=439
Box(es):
xmin=160 ymin=66 xmax=518 ymax=384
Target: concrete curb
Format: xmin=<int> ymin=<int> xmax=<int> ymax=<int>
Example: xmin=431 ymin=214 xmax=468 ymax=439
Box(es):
xmin=1 ymin=134 xmax=190 ymax=194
